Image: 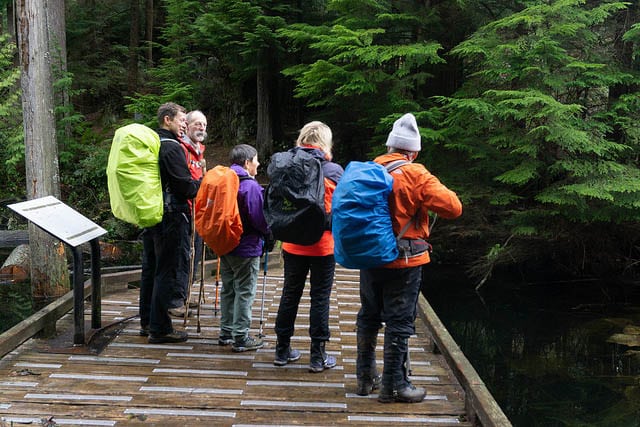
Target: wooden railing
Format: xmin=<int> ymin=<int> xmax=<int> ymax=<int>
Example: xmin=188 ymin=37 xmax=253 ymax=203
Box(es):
xmin=417 ymin=294 xmax=512 ymax=427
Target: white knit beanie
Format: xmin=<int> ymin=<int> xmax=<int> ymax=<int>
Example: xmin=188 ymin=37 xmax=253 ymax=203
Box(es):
xmin=385 ymin=113 xmax=421 ymax=152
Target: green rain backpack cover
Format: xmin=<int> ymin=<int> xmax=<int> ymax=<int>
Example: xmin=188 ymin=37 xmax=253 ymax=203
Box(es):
xmin=107 ymin=123 xmax=163 ymax=227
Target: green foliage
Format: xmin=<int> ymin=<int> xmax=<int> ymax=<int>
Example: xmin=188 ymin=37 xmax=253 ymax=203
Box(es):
xmin=279 ymin=0 xmax=445 ymax=156
xmin=433 ymin=0 xmax=640 ymax=236
xmin=66 ymin=0 xmax=140 ymax=115
xmin=0 ymin=34 xmax=24 ymax=199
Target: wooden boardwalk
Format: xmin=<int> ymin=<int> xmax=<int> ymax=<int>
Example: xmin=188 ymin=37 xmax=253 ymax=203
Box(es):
xmin=0 ymin=262 xmax=474 ymax=426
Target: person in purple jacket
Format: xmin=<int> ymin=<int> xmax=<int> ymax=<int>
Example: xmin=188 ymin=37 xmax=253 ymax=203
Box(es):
xmin=218 ymin=144 xmax=270 ymax=352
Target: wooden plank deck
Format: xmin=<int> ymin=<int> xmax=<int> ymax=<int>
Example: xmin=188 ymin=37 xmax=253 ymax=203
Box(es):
xmin=0 ymin=261 xmax=472 ymax=426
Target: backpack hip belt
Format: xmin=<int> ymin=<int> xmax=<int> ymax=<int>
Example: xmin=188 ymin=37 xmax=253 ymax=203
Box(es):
xmin=163 ymin=191 xmax=189 ymax=213
xmin=397 ymin=238 xmax=432 ymax=257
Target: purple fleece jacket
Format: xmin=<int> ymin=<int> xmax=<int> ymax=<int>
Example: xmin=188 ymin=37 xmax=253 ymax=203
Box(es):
xmin=229 ymin=163 xmax=269 ymax=258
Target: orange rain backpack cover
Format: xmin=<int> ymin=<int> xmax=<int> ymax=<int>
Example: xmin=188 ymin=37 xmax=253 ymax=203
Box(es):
xmin=194 ymin=165 xmax=243 ymax=256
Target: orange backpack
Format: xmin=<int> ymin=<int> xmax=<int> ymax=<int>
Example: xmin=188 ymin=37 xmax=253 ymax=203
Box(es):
xmin=194 ymin=166 xmax=247 ymax=256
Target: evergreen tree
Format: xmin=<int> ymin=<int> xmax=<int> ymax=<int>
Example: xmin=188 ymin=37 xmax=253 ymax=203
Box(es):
xmin=0 ymin=34 xmax=23 ymax=199
xmin=432 ymin=0 xmax=640 ymax=275
xmin=279 ymin=0 xmax=445 ymax=159
xmin=194 ymin=0 xmax=297 ymax=157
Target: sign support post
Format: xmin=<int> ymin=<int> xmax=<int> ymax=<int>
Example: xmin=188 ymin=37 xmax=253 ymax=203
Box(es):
xmin=8 ymin=196 xmax=107 ymax=345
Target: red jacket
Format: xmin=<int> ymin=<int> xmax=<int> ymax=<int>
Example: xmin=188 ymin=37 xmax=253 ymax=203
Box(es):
xmin=374 ymin=153 xmax=462 ymax=268
xmin=180 ymin=136 xmax=205 ymax=180
xmin=282 ymin=147 xmax=344 ymax=257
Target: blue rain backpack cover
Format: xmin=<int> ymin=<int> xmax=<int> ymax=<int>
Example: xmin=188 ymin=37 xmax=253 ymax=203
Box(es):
xmin=332 ymin=161 xmax=399 ymax=269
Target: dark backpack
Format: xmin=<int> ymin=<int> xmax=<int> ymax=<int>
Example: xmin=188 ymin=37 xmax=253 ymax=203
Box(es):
xmin=264 ymin=148 xmax=326 ymax=245
xmin=332 ymin=160 xmax=409 ymax=269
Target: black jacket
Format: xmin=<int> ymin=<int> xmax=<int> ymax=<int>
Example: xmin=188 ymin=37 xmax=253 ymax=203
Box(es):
xmin=156 ymin=129 xmax=200 ymax=206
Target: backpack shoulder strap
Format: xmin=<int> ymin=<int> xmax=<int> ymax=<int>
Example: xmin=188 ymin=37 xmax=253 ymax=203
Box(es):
xmin=384 ymin=160 xmax=416 ymax=241
xmin=384 ymin=160 xmax=409 ymax=173
xmin=159 ymin=137 xmax=180 ymax=143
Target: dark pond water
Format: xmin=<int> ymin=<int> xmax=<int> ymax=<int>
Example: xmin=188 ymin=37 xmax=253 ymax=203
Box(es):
xmin=423 ymin=264 xmax=640 ymax=427
xmin=0 ymin=280 xmax=37 ymax=333
xmin=0 ymin=241 xmax=143 ymax=335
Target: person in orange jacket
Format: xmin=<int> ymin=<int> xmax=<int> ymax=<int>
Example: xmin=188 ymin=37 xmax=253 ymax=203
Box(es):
xmin=273 ymin=121 xmax=344 ymax=372
xmin=356 ymin=113 xmax=462 ymax=403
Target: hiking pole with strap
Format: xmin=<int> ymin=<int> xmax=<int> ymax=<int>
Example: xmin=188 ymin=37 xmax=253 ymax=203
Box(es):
xmin=195 ymin=161 xmax=208 ymax=333
xmin=184 ymin=199 xmax=197 ymax=326
xmin=214 ymin=258 xmax=221 ymax=317
xmin=196 ymin=242 xmax=206 ymax=333
xmin=258 ymin=249 xmax=268 ymax=338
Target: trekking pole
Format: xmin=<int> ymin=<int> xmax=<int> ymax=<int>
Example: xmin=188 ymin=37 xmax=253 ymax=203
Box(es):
xmin=184 ymin=200 xmax=197 ymax=326
xmin=258 ymin=249 xmax=268 ymax=338
xmin=196 ymin=242 xmax=206 ymax=333
xmin=214 ymin=257 xmax=221 ymax=317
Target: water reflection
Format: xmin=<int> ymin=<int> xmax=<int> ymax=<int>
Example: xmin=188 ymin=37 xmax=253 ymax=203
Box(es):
xmin=0 ymin=280 xmax=35 ymax=332
xmin=423 ymin=264 xmax=640 ymax=426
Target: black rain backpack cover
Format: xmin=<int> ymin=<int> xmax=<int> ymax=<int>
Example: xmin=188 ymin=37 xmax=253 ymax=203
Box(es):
xmin=264 ymin=148 xmax=325 ymax=245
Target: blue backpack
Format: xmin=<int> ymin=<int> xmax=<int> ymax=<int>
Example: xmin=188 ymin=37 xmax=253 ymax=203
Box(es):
xmin=332 ymin=160 xmax=408 ymax=269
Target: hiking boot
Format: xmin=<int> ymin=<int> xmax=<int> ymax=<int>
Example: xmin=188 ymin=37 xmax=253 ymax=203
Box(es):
xmin=356 ymin=372 xmax=381 ymax=396
xmin=218 ymin=335 xmax=234 ymax=346
xmin=356 ymin=331 xmax=380 ymax=396
xmin=378 ymin=334 xmax=424 ymax=403
xmin=274 ymin=342 xmax=301 ymax=366
xmin=139 ymin=325 xmax=150 ymax=337
xmin=232 ymin=335 xmax=264 ymax=352
xmin=309 ymin=340 xmax=337 ymax=373
xmin=378 ymin=384 xmax=426 ymax=403
xmin=148 ymin=329 xmax=188 ymax=344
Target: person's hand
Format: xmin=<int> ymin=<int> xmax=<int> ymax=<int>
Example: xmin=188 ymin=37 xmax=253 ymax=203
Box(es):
xmin=264 ymin=231 xmax=276 ymax=254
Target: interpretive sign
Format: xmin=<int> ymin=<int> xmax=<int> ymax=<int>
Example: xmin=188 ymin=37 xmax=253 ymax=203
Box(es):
xmin=8 ymin=195 xmax=107 ymax=247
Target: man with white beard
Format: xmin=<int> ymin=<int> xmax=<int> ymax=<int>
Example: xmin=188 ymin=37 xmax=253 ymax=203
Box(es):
xmin=168 ymin=110 xmax=208 ymax=316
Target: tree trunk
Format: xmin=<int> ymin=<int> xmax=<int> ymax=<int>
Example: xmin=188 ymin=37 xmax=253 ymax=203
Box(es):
xmin=16 ymin=0 xmax=69 ymax=299
xmin=128 ymin=0 xmax=140 ymax=93
xmin=256 ymin=66 xmax=273 ymax=160
xmin=46 ymin=0 xmax=72 ymax=139
xmin=1 ymin=244 xmax=30 ymax=282
xmin=145 ymin=0 xmax=154 ymax=66
xmin=5 ymin=2 xmax=17 ymax=44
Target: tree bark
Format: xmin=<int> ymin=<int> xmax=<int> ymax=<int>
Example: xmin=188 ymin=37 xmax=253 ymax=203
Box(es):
xmin=256 ymin=65 xmax=273 ymax=160
xmin=128 ymin=0 xmax=140 ymax=93
xmin=46 ymin=0 xmax=71 ymax=139
xmin=16 ymin=0 xmax=69 ymax=299
xmin=145 ymin=0 xmax=154 ymax=66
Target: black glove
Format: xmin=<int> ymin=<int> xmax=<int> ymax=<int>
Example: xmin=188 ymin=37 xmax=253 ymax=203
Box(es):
xmin=264 ymin=231 xmax=276 ymax=254
xmin=324 ymin=212 xmax=332 ymax=231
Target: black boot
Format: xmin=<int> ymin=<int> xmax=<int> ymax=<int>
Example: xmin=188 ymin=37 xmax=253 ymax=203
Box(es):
xmin=274 ymin=337 xmax=301 ymax=366
xmin=378 ymin=335 xmax=426 ymax=403
xmin=309 ymin=340 xmax=336 ymax=373
xmin=356 ymin=331 xmax=381 ymax=396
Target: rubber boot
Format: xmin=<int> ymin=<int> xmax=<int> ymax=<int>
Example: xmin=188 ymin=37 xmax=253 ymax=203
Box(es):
xmin=309 ymin=340 xmax=336 ymax=373
xmin=378 ymin=335 xmax=426 ymax=403
xmin=274 ymin=336 xmax=301 ymax=366
xmin=356 ymin=332 xmax=382 ymax=396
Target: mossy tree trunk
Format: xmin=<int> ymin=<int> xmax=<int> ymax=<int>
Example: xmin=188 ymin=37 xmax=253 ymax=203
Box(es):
xmin=16 ymin=0 xmax=69 ymax=299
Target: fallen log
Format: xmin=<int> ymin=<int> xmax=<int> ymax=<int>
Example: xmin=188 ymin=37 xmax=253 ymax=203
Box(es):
xmin=1 ymin=243 xmax=30 ymax=282
xmin=0 ymin=230 xmax=29 ymax=249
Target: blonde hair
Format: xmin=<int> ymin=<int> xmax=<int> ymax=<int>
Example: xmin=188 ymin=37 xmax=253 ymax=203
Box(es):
xmin=296 ymin=121 xmax=333 ymax=157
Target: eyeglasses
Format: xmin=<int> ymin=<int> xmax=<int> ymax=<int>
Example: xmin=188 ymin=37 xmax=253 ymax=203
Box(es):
xmin=190 ymin=121 xmax=207 ymax=129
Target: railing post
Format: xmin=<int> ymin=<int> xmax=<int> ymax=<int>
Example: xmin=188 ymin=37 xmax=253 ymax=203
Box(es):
xmin=90 ymin=238 xmax=102 ymax=329
xmin=71 ymin=246 xmax=84 ymax=345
